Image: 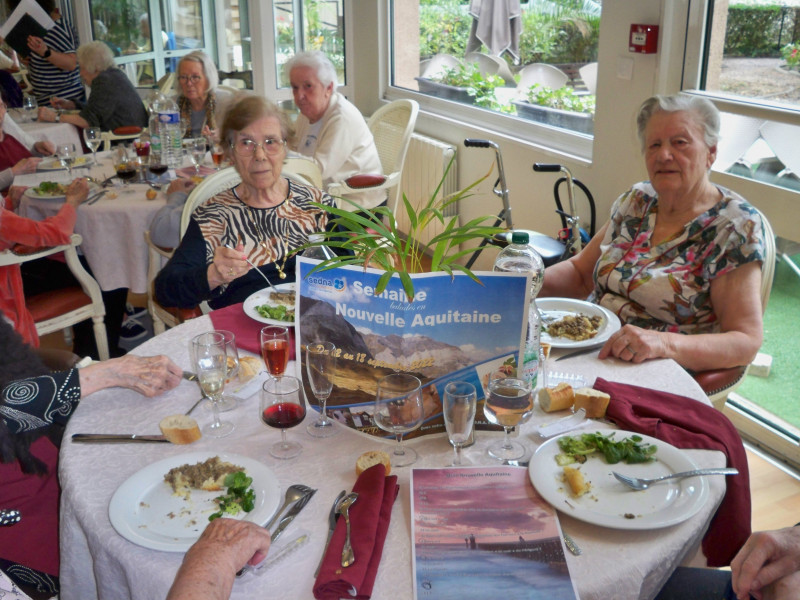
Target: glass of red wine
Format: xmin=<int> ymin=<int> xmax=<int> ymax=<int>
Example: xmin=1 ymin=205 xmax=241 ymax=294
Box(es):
xmin=113 ymin=146 xmax=137 ymax=187
xmin=261 ymin=375 xmax=306 ymax=459
xmin=148 ymin=157 xmax=169 ymax=181
xmin=260 ymin=325 xmax=290 ymax=380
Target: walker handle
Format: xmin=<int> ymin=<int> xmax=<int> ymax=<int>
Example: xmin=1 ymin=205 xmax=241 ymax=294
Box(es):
xmin=533 ymin=163 xmax=562 ymax=172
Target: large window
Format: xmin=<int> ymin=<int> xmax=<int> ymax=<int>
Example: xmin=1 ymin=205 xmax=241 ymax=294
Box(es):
xmin=391 ymin=0 xmax=601 ymax=143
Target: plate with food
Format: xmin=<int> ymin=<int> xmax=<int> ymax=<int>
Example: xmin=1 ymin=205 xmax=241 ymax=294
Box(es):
xmin=243 ymin=283 xmax=296 ymax=325
xmin=23 ymin=180 xmax=100 ymax=201
xmin=538 ymin=297 xmax=621 ymax=349
xmin=108 ymin=451 xmax=281 ymax=552
xmin=37 ymin=155 xmax=93 ymax=171
xmin=528 ymin=429 xmax=709 ymax=530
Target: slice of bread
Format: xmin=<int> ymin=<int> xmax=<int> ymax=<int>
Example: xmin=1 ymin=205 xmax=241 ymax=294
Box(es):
xmin=355 ymin=450 xmax=392 ymax=476
xmin=159 ymin=414 xmax=202 ymax=445
xmin=563 ymin=466 xmax=590 ymax=497
xmin=573 ymin=387 xmax=611 ymax=419
xmin=237 ymin=356 xmax=264 ymax=383
xmin=538 ymin=383 xmax=575 ymax=412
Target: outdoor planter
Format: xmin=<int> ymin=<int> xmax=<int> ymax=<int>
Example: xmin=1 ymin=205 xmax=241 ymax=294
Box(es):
xmin=513 ymin=100 xmax=594 ymax=134
xmin=415 ymin=77 xmax=476 ymax=105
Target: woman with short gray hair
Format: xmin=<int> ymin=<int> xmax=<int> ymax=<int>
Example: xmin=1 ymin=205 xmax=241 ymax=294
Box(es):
xmin=37 ymin=40 xmax=147 ymax=132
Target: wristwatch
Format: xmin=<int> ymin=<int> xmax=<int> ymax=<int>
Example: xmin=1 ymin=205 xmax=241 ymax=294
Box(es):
xmin=55 ymin=112 xmax=60 ymax=122
xmin=43 ymin=48 xmax=52 ymax=59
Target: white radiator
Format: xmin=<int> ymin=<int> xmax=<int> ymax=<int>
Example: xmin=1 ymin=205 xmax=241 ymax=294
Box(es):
xmin=397 ymin=133 xmax=458 ymax=249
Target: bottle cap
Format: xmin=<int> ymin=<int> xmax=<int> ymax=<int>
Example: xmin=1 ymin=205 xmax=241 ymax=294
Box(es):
xmin=309 ymin=233 xmax=325 ymax=242
xmin=510 ymin=231 xmax=530 ymax=245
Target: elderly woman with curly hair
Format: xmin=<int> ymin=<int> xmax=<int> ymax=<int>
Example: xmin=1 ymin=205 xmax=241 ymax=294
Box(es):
xmin=37 ymin=41 xmax=147 ymax=131
xmin=176 ymin=50 xmax=233 ymax=139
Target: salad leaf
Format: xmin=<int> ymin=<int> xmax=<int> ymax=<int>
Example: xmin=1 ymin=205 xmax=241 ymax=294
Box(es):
xmin=256 ymin=304 xmax=294 ymax=322
xmin=556 ymin=432 xmax=657 ymax=465
xmin=208 ymin=471 xmax=255 ymax=521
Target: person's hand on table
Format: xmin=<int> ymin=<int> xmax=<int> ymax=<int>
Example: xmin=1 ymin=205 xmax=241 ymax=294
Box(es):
xmin=33 ymin=140 xmax=55 ymax=156
xmin=598 ymin=324 xmax=666 ymax=364
xmin=51 ymin=97 xmax=76 ymax=110
xmin=167 ymin=178 xmax=196 ymax=196
xmin=166 ymin=518 xmax=271 ymax=600
xmin=11 ymin=156 xmax=41 ymax=176
xmin=730 ymin=525 xmax=800 ymax=600
xmin=37 ymin=106 xmax=58 ymax=123
xmin=208 ymin=242 xmax=249 ymax=288
xmin=64 ymin=178 xmax=89 ymax=207
xmin=78 ymin=354 xmax=182 ymax=397
xmin=6 ymin=185 xmax=26 ymax=210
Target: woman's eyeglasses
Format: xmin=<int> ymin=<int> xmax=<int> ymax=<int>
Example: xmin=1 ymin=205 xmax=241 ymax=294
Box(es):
xmin=178 ymin=75 xmax=204 ymax=84
xmin=231 ymin=138 xmax=286 ymax=157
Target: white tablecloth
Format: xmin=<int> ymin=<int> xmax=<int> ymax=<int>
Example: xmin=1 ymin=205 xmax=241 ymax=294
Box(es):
xmin=15 ymin=151 xmax=167 ymax=293
xmin=59 ymin=317 xmax=726 ymax=600
xmin=9 ymin=109 xmax=85 ymax=154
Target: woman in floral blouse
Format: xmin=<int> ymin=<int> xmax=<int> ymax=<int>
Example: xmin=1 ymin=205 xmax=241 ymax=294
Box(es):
xmin=541 ymin=94 xmax=765 ymax=372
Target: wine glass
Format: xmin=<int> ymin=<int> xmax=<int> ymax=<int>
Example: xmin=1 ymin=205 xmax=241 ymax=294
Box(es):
xmin=209 ymin=138 xmax=225 ymax=170
xmin=373 ymin=373 xmax=424 ymax=467
xmin=260 ymin=325 xmax=290 ymax=380
xmin=114 ymin=146 xmax=137 ymax=186
xmin=84 ymin=127 xmax=102 ymax=165
xmin=261 ymin=375 xmax=306 ymax=459
xmin=216 ymin=329 xmax=241 ymax=412
xmin=22 ymin=95 xmax=37 ymax=122
xmin=442 ymin=381 xmax=477 ymax=466
xmin=190 ymin=331 xmax=234 ymax=438
xmin=484 ymin=376 xmax=533 ymax=461
xmin=133 ymin=138 xmax=151 ymax=182
xmin=56 ymin=143 xmax=76 ymax=177
xmin=189 ymin=137 xmax=207 ymax=175
xmin=305 ymin=341 xmax=338 ymax=438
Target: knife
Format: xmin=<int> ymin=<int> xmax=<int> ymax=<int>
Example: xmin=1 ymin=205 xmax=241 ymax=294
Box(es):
xmin=271 ymin=489 xmax=316 ymax=543
xmin=315 ymin=490 xmax=346 ymax=576
xmin=555 ymin=346 xmax=601 ymax=361
xmin=85 ymin=190 xmax=107 ymax=206
xmin=71 ymin=433 xmax=169 ymax=443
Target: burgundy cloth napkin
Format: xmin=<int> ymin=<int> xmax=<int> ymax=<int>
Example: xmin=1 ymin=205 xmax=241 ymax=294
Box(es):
xmin=313 ymin=464 xmax=399 ymax=600
xmin=208 ymin=302 xmax=295 ymax=361
xmin=593 ymin=377 xmax=751 ymax=567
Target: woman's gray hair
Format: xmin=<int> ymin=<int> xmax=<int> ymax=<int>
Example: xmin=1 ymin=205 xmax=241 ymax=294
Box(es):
xmin=220 ymin=93 xmax=293 ymax=149
xmin=283 ymin=50 xmax=338 ymax=88
xmin=76 ymin=41 xmax=115 ymax=75
xmin=636 ymin=94 xmax=720 ymax=152
xmin=178 ymin=50 xmax=219 ymax=94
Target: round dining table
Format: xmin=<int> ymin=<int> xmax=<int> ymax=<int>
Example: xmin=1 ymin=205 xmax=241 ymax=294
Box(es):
xmin=58 ymin=315 xmax=727 ymax=600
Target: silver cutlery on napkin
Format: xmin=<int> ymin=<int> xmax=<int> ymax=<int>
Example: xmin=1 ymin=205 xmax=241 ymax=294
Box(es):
xmin=71 ymin=433 xmax=168 ymax=443
xmin=315 ymin=490 xmax=346 ymax=576
xmin=338 ymin=492 xmax=358 ymax=568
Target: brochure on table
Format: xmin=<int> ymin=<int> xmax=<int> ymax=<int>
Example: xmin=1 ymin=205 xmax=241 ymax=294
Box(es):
xmin=295 ymin=258 xmax=530 ymax=440
xmin=411 ymin=466 xmax=578 ymax=599
xmin=0 ymin=0 xmax=55 ymax=58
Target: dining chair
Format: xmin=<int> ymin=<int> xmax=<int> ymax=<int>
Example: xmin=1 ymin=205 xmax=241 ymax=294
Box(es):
xmin=419 ymin=54 xmax=462 ymax=80
xmin=326 ymin=99 xmax=419 ymax=217
xmin=143 ymin=230 xmax=195 ymax=335
xmin=0 ymin=234 xmax=109 ymax=360
xmin=465 ymin=52 xmax=516 ymax=86
xmin=100 ymin=127 xmax=144 ymax=151
xmin=283 ymin=157 xmax=323 ymax=189
xmin=693 ymin=208 xmax=776 ymax=410
xmin=578 ymin=62 xmax=598 ymax=95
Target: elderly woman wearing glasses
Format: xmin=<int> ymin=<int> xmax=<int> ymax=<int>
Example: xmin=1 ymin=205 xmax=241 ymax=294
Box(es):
xmin=176 ymin=50 xmax=233 ymax=139
xmin=154 ymin=94 xmax=335 ymax=310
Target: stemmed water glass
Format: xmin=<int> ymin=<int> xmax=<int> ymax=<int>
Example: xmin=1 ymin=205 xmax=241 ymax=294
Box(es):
xmin=84 ymin=128 xmax=102 ymax=165
xmin=190 ymin=331 xmax=234 ymax=438
xmin=189 ymin=137 xmax=207 ymax=175
xmin=261 ymin=325 xmax=290 ymax=380
xmin=216 ymin=329 xmax=241 ymax=412
xmin=373 ymin=373 xmax=424 ymax=467
xmin=56 ymin=143 xmax=77 ymax=177
xmin=483 ymin=376 xmax=533 ymax=461
xmin=305 ymin=341 xmax=338 ymax=438
xmin=442 ymin=381 xmax=477 ymax=466
xmin=261 ymin=375 xmax=306 ymax=459
xmin=22 ymin=95 xmax=37 ymax=122
xmin=133 ymin=138 xmax=151 ymax=182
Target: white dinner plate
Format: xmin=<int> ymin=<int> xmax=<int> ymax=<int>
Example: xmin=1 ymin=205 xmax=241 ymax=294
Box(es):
xmin=23 ymin=181 xmax=100 ymax=201
xmin=37 ymin=155 xmax=93 ymax=171
xmin=243 ymin=283 xmax=296 ymax=325
xmin=528 ymin=429 xmax=709 ymax=530
xmin=109 ymin=451 xmax=282 ymax=552
xmin=539 ymin=297 xmax=621 ymax=349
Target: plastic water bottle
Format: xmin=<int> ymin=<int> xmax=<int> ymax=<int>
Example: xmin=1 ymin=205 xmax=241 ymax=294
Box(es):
xmin=302 ymin=233 xmax=335 ymax=261
xmin=147 ymin=87 xmax=163 ymax=164
xmin=153 ymin=93 xmax=182 ymax=168
xmin=493 ymin=231 xmax=545 ymax=388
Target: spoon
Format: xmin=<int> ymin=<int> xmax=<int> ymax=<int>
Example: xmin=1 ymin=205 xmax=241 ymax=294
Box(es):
xmin=264 ymin=484 xmax=315 ymax=532
xmin=613 ymin=467 xmax=739 ymax=491
xmin=338 ymin=492 xmax=358 ymax=567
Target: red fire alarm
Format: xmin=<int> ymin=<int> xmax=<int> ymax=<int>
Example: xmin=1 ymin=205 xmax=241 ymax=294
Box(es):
xmin=629 ymin=24 xmax=659 ymax=54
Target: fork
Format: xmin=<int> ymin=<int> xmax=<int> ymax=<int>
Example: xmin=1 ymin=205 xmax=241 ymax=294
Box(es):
xmin=613 ymin=467 xmax=739 ymax=491
xmin=271 ymin=488 xmax=317 ymax=542
xmin=223 ymin=244 xmax=277 ymax=291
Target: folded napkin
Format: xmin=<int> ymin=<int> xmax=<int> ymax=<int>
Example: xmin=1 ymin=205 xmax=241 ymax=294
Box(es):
xmin=593 ymin=377 xmax=751 ymax=567
xmin=314 ymin=464 xmax=399 ymax=600
xmin=208 ymin=302 xmax=295 ymax=361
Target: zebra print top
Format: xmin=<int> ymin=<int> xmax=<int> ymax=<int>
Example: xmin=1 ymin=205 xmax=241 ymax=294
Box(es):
xmin=155 ymin=177 xmax=335 ymax=309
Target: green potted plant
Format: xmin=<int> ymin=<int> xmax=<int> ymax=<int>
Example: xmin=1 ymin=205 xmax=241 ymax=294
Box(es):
xmin=302 ymin=160 xmax=504 ymax=301
xmin=416 ymin=63 xmax=512 ymax=112
xmin=514 ymin=83 xmax=596 ymax=134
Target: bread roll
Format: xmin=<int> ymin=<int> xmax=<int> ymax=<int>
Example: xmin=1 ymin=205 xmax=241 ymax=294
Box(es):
xmin=563 ymin=466 xmax=590 ymax=497
xmin=573 ymin=387 xmax=611 ymax=418
xmin=237 ymin=356 xmax=263 ymax=383
xmin=159 ymin=415 xmax=202 ymax=445
xmin=355 ymin=450 xmax=391 ymax=476
xmin=538 ymin=383 xmax=574 ymax=412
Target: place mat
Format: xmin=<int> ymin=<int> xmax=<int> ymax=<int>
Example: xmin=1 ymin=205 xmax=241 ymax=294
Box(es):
xmin=208 ymin=302 xmax=295 ymax=361
xmin=313 ymin=464 xmax=398 ymax=600
xmin=594 ymin=377 xmax=751 ymax=567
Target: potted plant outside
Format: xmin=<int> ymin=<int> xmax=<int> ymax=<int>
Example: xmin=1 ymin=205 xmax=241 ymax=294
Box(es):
xmin=513 ymin=84 xmax=596 ymax=134
xmin=416 ymin=63 xmax=512 ymax=112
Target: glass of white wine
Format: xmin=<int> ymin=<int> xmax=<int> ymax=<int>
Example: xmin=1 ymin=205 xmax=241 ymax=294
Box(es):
xmin=84 ymin=128 xmax=102 ymax=165
xmin=442 ymin=381 xmax=477 ymax=466
xmin=190 ymin=331 xmax=234 ymax=438
xmin=56 ymin=143 xmax=77 ymax=178
xmin=484 ymin=376 xmax=533 ymax=461
xmin=373 ymin=373 xmax=424 ymax=467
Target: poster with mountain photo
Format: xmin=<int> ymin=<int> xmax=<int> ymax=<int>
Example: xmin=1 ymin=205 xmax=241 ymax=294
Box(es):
xmin=295 ymin=258 xmax=530 ymax=440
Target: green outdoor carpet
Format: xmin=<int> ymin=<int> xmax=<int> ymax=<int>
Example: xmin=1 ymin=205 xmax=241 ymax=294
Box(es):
xmin=738 ymin=252 xmax=800 ymax=429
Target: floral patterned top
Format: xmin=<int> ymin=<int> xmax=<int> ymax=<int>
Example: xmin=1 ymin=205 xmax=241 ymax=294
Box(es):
xmin=591 ymin=182 xmax=765 ymax=334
